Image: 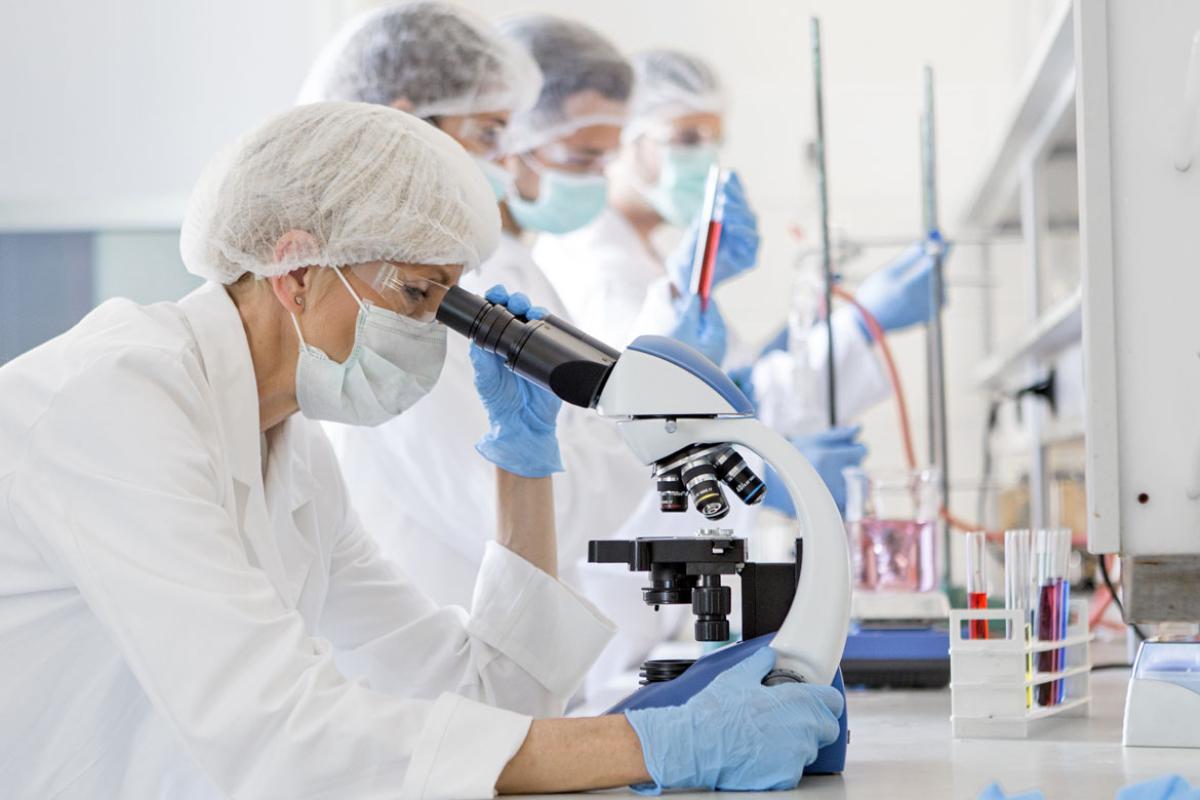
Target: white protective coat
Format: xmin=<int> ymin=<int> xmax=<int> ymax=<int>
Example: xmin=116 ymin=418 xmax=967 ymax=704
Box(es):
xmin=327 ymin=232 xmax=753 ymax=701
xmin=0 ymin=282 xmax=614 ymax=800
xmin=534 ymin=208 xmax=893 ymax=434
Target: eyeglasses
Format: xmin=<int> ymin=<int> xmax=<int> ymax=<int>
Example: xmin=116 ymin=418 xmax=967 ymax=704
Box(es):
xmin=349 ymin=263 xmax=454 ymax=323
xmin=528 ymin=141 xmax=617 ymax=176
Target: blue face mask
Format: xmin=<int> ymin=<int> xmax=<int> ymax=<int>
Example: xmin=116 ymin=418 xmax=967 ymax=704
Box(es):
xmin=473 ymin=155 xmax=513 ymax=202
xmin=642 ymin=144 xmax=719 ymax=227
xmin=507 ymin=157 xmax=609 ymax=235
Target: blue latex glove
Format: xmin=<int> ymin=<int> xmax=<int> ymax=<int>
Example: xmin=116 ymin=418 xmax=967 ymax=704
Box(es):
xmin=762 ymin=426 xmax=866 ymax=517
xmin=854 ymin=235 xmax=948 ymax=339
xmin=470 ymin=285 xmax=563 ymax=477
xmin=1118 ymin=775 xmax=1200 ymax=800
xmin=669 ymin=294 xmax=727 ymax=366
xmin=666 ymin=171 xmax=760 ymax=293
xmin=759 ymin=324 xmax=789 ymax=358
xmin=624 ymin=647 xmax=843 ymax=793
xmin=976 ymin=783 xmax=1046 ymax=800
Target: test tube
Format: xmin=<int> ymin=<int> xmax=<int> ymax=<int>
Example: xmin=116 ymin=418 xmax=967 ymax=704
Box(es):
xmin=966 ymin=531 xmax=988 ymax=639
xmin=1034 ymin=529 xmax=1058 ymax=706
xmin=1055 ymin=529 xmax=1071 ymax=704
xmin=1004 ymin=529 xmax=1033 ymax=707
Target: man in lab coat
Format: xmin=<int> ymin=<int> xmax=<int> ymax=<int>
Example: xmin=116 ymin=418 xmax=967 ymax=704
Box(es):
xmin=535 ymin=49 xmax=945 ymax=511
xmin=0 ymin=101 xmax=843 ymax=797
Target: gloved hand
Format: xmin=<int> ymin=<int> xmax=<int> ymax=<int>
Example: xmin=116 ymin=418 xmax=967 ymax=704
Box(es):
xmin=666 ymin=171 xmax=760 ymax=293
xmin=854 ymin=235 xmax=948 ymax=339
xmin=670 ymin=295 xmax=727 ymax=366
xmin=976 ymin=783 xmax=1046 ymax=800
xmin=470 ymin=285 xmax=563 ymax=478
xmin=624 ymin=647 xmax=843 ymax=793
xmin=762 ymin=425 xmax=866 ymax=516
xmin=1117 ymin=775 xmax=1200 ymax=800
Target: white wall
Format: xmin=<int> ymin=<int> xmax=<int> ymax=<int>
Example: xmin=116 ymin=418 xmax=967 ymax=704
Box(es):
xmin=0 ymin=0 xmax=336 ymax=229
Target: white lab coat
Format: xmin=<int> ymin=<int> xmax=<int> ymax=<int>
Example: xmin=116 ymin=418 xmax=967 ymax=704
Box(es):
xmin=534 ymin=208 xmax=893 ymax=435
xmin=0 ymin=282 xmax=613 ymax=800
xmin=328 ymin=233 xmax=720 ymax=702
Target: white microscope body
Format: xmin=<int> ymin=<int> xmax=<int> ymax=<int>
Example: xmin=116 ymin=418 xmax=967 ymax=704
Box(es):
xmin=595 ymin=339 xmax=852 ymax=686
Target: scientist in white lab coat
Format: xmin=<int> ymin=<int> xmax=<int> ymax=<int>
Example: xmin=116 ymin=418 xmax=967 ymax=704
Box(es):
xmin=0 ymin=101 xmax=843 ymax=797
xmin=315 ymin=10 xmax=733 ymax=703
xmin=535 ymin=49 xmax=946 ymax=512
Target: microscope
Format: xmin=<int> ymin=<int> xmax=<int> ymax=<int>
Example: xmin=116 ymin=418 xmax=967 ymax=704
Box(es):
xmin=437 ymin=287 xmax=851 ymax=774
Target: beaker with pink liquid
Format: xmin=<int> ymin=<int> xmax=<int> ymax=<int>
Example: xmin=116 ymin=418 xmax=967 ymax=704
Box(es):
xmin=842 ymin=467 xmax=940 ymax=593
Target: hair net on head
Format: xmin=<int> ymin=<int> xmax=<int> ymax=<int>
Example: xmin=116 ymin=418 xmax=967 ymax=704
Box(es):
xmin=497 ymin=14 xmax=632 ymax=153
xmin=622 ymin=49 xmax=726 ymax=143
xmin=180 ymin=102 xmax=500 ymax=284
xmin=297 ymin=1 xmax=542 ymax=119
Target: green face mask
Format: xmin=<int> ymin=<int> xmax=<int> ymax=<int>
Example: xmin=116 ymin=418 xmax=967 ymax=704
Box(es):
xmin=642 ymin=144 xmax=719 ymax=227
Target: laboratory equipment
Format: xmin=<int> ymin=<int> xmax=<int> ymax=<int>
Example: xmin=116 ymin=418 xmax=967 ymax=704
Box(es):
xmin=844 ymin=467 xmax=940 ymax=594
xmin=1076 ymin=0 xmax=1200 ymax=751
xmin=810 ymin=16 xmax=838 ymax=428
xmin=435 ymin=283 xmax=853 ymax=774
xmin=948 ymin=596 xmax=1092 ymax=739
xmin=689 ymin=164 xmax=724 ymax=312
xmin=841 ymin=466 xmax=950 ymax=688
xmin=1005 ymin=529 xmax=1034 ymax=708
xmin=1123 ymin=640 xmax=1200 ymax=749
xmin=966 ymin=531 xmax=988 ymax=640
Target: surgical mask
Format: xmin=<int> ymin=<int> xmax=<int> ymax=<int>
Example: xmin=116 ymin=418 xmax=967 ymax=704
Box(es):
xmin=641 ymin=144 xmax=719 ymax=227
xmin=473 ymin=155 xmax=513 ymax=202
xmin=291 ymin=268 xmax=447 ymax=426
xmin=507 ymin=157 xmax=609 ymax=234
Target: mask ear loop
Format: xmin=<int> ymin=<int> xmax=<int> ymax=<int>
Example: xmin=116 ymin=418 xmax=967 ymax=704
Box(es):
xmin=331 ymin=266 xmax=367 ymax=311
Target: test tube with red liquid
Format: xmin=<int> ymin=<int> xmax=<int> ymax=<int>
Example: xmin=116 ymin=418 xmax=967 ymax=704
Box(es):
xmin=966 ymin=531 xmax=988 ymax=639
xmin=689 ymin=165 xmax=725 ymax=313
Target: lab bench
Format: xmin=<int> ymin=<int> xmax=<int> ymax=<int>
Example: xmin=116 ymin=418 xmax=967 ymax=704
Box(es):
xmin=518 ymin=666 xmax=1199 ymax=799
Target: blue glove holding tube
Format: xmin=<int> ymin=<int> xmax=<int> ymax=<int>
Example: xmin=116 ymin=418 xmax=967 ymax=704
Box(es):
xmin=854 ymin=235 xmax=948 ymax=339
xmin=670 ymin=294 xmax=727 ymax=366
xmin=470 ymin=285 xmax=563 ymax=477
xmin=667 ymin=171 xmax=760 ymax=293
xmin=625 ymin=646 xmax=843 ymax=793
xmin=763 ymin=426 xmax=866 ymax=516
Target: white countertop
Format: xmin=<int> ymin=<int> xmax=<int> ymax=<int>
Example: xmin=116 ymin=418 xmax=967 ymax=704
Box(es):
xmin=516 ymin=666 xmax=1200 ymax=799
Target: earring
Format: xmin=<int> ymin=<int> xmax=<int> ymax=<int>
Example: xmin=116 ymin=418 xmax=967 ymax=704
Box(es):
xmin=295 ymin=297 xmax=304 ymax=307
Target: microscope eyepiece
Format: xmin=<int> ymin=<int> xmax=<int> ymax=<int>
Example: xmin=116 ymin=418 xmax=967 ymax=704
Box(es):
xmin=435 ymin=285 xmax=620 ymax=408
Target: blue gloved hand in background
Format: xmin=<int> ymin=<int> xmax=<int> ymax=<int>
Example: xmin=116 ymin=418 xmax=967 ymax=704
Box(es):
xmin=762 ymin=425 xmax=867 ymax=516
xmin=667 ymin=171 xmax=760 ymax=293
xmin=625 ymin=647 xmax=843 ymax=793
xmin=470 ymin=284 xmax=563 ymax=477
xmin=976 ymin=782 xmax=1046 ymax=800
xmin=670 ymin=295 xmax=728 ymax=366
xmin=1117 ymin=775 xmax=1200 ymax=800
xmin=854 ymin=235 xmax=948 ymax=339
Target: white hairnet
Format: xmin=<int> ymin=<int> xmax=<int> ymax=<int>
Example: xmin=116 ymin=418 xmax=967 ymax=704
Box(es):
xmin=623 ymin=49 xmax=725 ymax=142
xmin=180 ymin=102 xmax=500 ymax=284
xmin=297 ymin=1 xmax=542 ymax=119
xmin=497 ymin=14 xmax=632 ymax=153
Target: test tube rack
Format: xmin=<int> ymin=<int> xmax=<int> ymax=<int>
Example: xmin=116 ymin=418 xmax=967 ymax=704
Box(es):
xmin=949 ymin=598 xmax=1093 ymax=738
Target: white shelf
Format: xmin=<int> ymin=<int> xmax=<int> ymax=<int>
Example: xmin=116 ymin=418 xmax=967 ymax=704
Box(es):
xmin=958 ymin=0 xmax=1076 ymax=231
xmin=975 ymin=287 xmax=1082 ymax=389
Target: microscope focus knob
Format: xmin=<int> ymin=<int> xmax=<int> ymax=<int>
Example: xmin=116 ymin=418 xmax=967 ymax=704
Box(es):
xmin=695 ymin=618 xmax=730 ymax=642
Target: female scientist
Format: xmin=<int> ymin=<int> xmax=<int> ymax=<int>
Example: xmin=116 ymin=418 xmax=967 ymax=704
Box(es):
xmin=0 ymin=102 xmax=841 ymax=797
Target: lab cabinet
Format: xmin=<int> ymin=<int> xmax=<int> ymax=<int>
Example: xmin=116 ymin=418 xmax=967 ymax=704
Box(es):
xmin=1076 ymin=0 xmax=1200 ymax=620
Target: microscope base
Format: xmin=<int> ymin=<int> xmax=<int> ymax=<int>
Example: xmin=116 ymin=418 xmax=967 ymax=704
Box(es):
xmin=606 ymin=634 xmax=849 ymax=775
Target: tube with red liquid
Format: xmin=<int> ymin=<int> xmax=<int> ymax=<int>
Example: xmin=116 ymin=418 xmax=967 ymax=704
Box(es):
xmin=689 ymin=165 xmax=725 ymax=313
xmin=965 ymin=531 xmax=988 ymax=639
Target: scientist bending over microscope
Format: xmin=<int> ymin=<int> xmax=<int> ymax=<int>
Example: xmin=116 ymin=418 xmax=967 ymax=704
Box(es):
xmin=0 ymin=102 xmax=841 ymax=798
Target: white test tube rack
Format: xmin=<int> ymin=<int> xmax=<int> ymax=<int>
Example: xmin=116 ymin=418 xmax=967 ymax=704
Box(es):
xmin=949 ymin=598 xmax=1093 ymax=738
